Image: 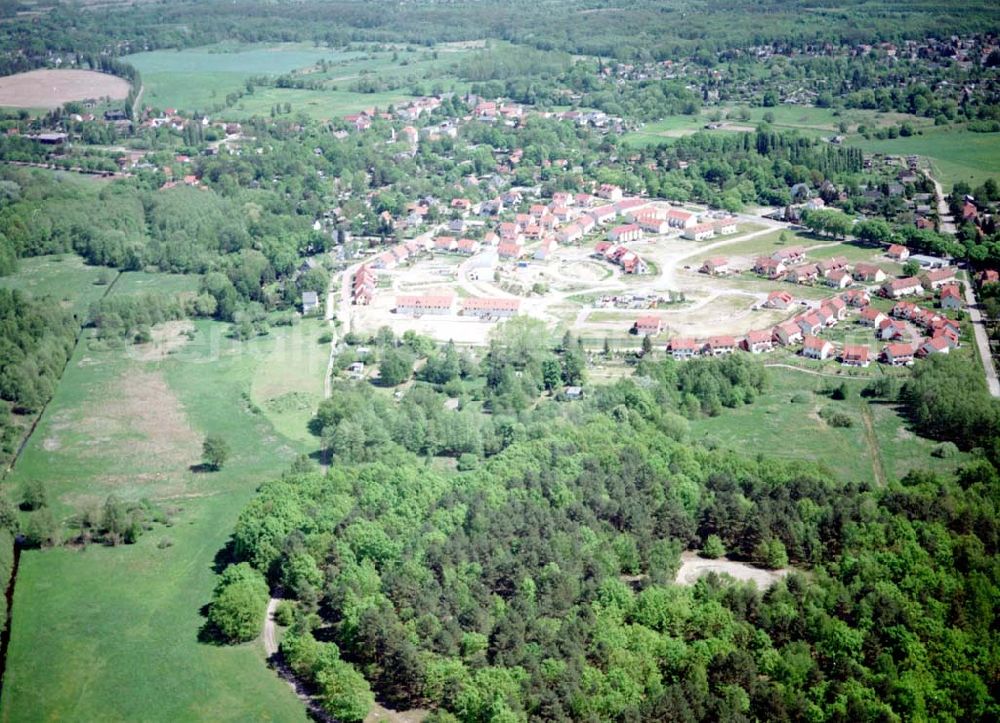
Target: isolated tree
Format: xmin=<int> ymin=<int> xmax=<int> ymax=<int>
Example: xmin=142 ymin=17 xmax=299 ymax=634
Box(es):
xmin=701 ymin=534 xmax=725 ymax=559
xmin=642 ymin=334 xmax=653 ymax=355
xmin=21 ymin=479 xmax=47 ymax=510
xmin=24 ymin=508 xmax=58 ymax=548
xmin=208 ymin=563 xmax=269 ymax=643
xmin=202 ymin=435 xmax=230 ymax=471
xmin=378 ymin=347 xmax=414 ymax=386
xmin=903 ymin=260 xmax=921 ymax=277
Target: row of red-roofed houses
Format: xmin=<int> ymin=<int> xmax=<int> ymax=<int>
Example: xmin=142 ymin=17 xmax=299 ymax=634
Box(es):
xmin=393 ymin=294 xmax=520 ymax=319
xmin=594 ymin=241 xmax=648 ymax=274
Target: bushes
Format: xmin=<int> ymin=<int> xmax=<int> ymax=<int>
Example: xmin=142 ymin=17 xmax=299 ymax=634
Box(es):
xmin=281 ymin=628 xmax=373 ymax=721
xmin=207 ymin=562 xmax=269 ymax=643
xmin=819 ymin=405 xmax=853 ymax=428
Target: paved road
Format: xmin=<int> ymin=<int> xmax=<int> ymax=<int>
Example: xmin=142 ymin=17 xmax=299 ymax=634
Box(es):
xmin=925 ymin=170 xmax=998 ymax=397
xmin=962 ymin=276 xmax=1000 ymax=397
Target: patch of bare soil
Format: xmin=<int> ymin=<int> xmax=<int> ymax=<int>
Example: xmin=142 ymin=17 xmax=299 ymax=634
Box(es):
xmin=0 ymin=69 xmax=130 ymax=108
xmin=130 ymin=320 xmax=194 ymax=361
xmin=675 ymin=551 xmax=789 ymax=589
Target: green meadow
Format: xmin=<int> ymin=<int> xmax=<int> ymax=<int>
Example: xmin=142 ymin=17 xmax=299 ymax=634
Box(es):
xmin=688 ymin=366 xmax=968 ymax=485
xmin=0 ymin=253 xmax=111 ymax=308
xmin=849 ymin=125 xmax=1000 ymax=190
xmin=125 ymin=43 xmax=357 ymax=111
xmin=0 ymin=317 xmax=320 ymax=721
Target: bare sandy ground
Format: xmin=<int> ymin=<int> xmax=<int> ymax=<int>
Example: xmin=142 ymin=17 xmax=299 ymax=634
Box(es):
xmin=0 ymin=69 xmax=130 ymax=108
xmin=674 ymin=551 xmax=789 ymax=589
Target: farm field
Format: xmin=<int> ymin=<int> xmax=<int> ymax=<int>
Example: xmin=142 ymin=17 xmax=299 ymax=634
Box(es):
xmin=0 ymin=69 xmax=130 ymax=109
xmin=0 ymin=319 xmax=310 ymax=722
xmin=688 ymin=366 xmax=969 ymax=485
xmin=849 ymin=125 xmax=1000 ymax=190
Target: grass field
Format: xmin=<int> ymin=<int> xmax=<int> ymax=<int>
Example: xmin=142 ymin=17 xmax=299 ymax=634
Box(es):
xmin=849 ymin=125 xmax=1000 ymax=190
xmin=126 ymin=41 xmax=474 ymax=119
xmin=0 ymin=319 xmax=313 ymax=722
xmin=125 ymin=43 xmax=354 ymax=111
xmin=249 ymin=319 xmax=329 ymax=449
xmin=0 ymin=254 xmax=113 ymax=308
xmin=688 ymin=366 xmax=968 ymax=484
xmin=111 ymin=270 xmax=201 ymax=297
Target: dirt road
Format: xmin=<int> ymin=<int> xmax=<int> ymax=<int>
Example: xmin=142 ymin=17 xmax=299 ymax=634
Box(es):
xmin=962 ymin=277 xmax=1000 ymax=397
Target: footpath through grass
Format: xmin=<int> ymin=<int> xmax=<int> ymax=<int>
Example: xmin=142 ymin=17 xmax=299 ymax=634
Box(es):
xmin=0 ymin=320 xmax=309 ymax=722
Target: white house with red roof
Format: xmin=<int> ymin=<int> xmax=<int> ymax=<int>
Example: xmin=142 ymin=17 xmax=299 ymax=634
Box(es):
xmin=765 ymin=290 xmax=794 ymax=309
xmin=714 ymin=218 xmax=738 ymax=235
xmin=498 ymin=241 xmax=524 ymax=259
xmin=854 ymin=263 xmax=887 ymax=283
xmin=786 ymin=263 xmax=820 ymax=284
xmin=878 ymin=318 xmax=909 ymax=340
xmin=881 ymin=343 xmax=915 ymax=366
xmin=700 ymin=257 xmax=731 ymax=276
xmin=742 ymin=329 xmax=774 ymax=354
xmin=462 ymin=297 xmax=520 ymax=318
xmin=558 ymin=224 xmax=584 ymax=244
xmin=818 ymin=256 xmax=849 ymax=277
xmin=666 ymin=209 xmax=697 ymax=229
xmin=843 ymin=289 xmax=870 ymax=307
xmin=597 ymin=183 xmax=623 ymax=202
xmin=435 ymin=235 xmax=458 ymax=252
xmin=859 ymin=307 xmax=887 ymax=327
xmin=802 ymin=335 xmax=834 ymax=360
xmin=704 ymin=336 xmax=737 ymax=356
xmin=922 ymin=267 xmax=957 ymax=290
xmin=683 ymin=223 xmax=715 ymax=241
xmin=882 ymin=276 xmax=924 ymax=298
xmin=772 ymin=246 xmax=806 ymax=264
xmin=589 ymin=205 xmax=617 ymax=225
xmin=754 ymin=257 xmax=786 ymax=278
xmin=887 ymin=244 xmax=910 ymax=261
xmin=826 ymin=268 xmax=853 ymax=289
xmin=395 ymin=294 xmax=455 ymax=315
xmin=773 ymin=321 xmax=804 ymax=346
xmin=668 ymin=337 xmax=699 ymax=360
xmin=841 ymin=344 xmax=871 ymax=367
xmin=608 ymin=224 xmax=643 ymax=243
xmin=796 ymin=313 xmax=824 ymax=336
xmin=634 ymin=316 xmax=663 ymax=336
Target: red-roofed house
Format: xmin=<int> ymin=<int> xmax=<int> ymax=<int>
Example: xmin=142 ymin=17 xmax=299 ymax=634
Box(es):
xmin=787 ymin=263 xmax=820 ymax=284
xmin=826 ymin=268 xmax=853 ymax=289
xmin=881 ymin=343 xmax=915 ymax=366
xmin=859 ymin=307 xmax=887 ymax=327
xmin=669 ymin=338 xmax=699 ymax=360
xmin=435 ymin=235 xmax=457 ymax=252
xmin=395 ymin=294 xmax=455 ymax=315
xmin=714 ymin=218 xmax=738 ymax=235
xmin=666 ymin=209 xmax=696 ymax=229
xmin=772 ymin=246 xmax=806 ymax=263
xmin=559 ymin=224 xmax=584 ymax=244
xmin=742 ymin=329 xmax=774 ymax=354
xmin=818 ymin=256 xmax=849 ymax=277
xmin=700 ymin=257 xmax=731 ymax=276
xmin=597 ymin=183 xmax=623 ymax=202
xmin=887 ymin=244 xmax=910 ymax=261
xmin=765 ymin=290 xmax=795 ymax=309
xmin=462 ymin=297 xmax=520 ymax=318
xmin=498 ymin=241 xmax=524 ymax=259
xmin=589 ymin=205 xmax=617 ymax=225
xmin=802 ymin=335 xmax=834 ymax=360
xmin=796 ymin=313 xmax=823 ymax=336
xmin=755 ymin=257 xmax=787 ymax=279
xmin=683 ymin=223 xmax=715 ymax=241
xmin=843 ymin=289 xmax=870 ymax=307
xmin=456 ymin=238 xmax=480 ymax=255
xmin=634 ymin=316 xmax=663 ymax=336
xmin=922 ymin=267 xmax=957 ymax=290
xmin=917 ymin=336 xmax=951 ymax=357
xmin=978 ymin=269 xmax=999 ymax=286
xmin=854 ymin=263 xmax=887 ymax=283
xmin=608 ymin=224 xmax=643 ymax=243
xmin=773 ymin=321 xmax=803 ymax=346
xmin=940 ymin=284 xmax=962 ymax=310
xmin=704 ymin=336 xmax=737 ymax=356
xmin=882 ymin=277 xmax=924 ymax=298
xmin=841 ymin=344 xmax=871 ymax=367
xmin=878 ymin=318 xmax=908 ymax=340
